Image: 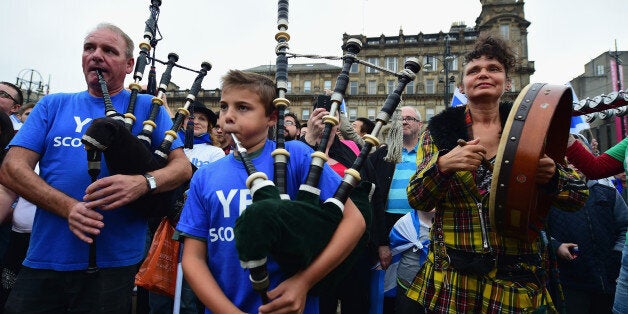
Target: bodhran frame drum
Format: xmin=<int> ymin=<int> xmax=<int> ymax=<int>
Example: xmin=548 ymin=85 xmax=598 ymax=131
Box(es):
xmin=489 ymin=83 xmax=573 ymax=242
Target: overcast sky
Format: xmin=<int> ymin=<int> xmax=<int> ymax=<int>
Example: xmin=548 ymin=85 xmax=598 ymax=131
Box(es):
xmin=2 ymin=0 xmax=626 ymax=96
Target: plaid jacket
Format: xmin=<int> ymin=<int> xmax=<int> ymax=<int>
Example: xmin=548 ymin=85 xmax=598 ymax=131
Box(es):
xmin=405 ymin=104 xmax=589 ymax=313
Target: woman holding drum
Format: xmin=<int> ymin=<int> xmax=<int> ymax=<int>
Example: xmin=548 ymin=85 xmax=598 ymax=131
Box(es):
xmin=405 ymin=34 xmax=589 ymax=313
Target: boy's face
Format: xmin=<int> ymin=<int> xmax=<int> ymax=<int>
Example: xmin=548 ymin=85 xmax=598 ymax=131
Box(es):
xmin=219 ymin=87 xmax=277 ymax=152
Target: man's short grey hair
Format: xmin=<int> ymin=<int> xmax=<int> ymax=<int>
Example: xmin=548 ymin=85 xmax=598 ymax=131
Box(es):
xmin=401 ymin=106 xmax=421 ymax=121
xmin=86 ymin=23 xmax=134 ymax=59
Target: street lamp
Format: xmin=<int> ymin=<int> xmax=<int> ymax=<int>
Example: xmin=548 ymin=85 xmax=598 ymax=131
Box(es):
xmin=16 ymin=69 xmax=50 ymax=103
xmin=423 ymin=35 xmax=455 ymax=107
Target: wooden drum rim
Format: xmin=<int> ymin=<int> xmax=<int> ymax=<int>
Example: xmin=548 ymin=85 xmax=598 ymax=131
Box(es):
xmin=489 ymin=83 xmax=572 ymax=242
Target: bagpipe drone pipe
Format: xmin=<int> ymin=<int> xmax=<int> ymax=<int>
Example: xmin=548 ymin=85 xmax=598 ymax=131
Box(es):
xmin=233 ymin=3 xmax=421 ymax=298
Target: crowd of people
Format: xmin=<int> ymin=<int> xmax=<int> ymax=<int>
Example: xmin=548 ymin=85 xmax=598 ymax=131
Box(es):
xmin=0 ymin=21 xmax=625 ymax=314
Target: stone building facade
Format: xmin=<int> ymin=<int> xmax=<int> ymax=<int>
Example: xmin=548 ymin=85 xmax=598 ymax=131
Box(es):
xmin=166 ymin=0 xmax=534 ymax=125
xmin=570 ymin=50 xmax=627 ymax=151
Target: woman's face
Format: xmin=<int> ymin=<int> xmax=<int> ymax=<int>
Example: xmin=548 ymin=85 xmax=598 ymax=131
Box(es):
xmin=191 ymin=112 xmax=210 ymax=137
xmin=461 ymin=55 xmax=510 ymax=103
xmin=19 ymin=108 xmax=32 ymax=123
xmin=212 ymin=120 xmax=225 ymax=144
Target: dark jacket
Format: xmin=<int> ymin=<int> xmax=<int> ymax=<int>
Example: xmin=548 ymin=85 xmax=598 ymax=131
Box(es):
xmin=362 ymin=145 xmax=397 ymax=248
xmin=548 ymin=180 xmax=628 ymax=293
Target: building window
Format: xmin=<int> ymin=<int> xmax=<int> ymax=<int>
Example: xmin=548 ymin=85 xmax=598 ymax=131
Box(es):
xmin=350 ymin=63 xmax=358 ymax=73
xmin=406 ymin=83 xmax=414 ymax=94
xmin=426 ymin=108 xmax=435 ymax=120
xmin=366 ymin=57 xmax=379 ymax=73
xmin=286 ymin=81 xmax=292 ymax=93
xmin=349 ymin=81 xmax=358 ymax=95
xmin=387 ymin=80 xmax=395 ymax=94
xmin=424 ymin=56 xmax=438 ymax=72
xmin=500 ymin=24 xmax=510 ymax=40
xmin=426 ymin=79 xmax=435 ymax=94
xmin=596 ymin=65 xmax=605 ymax=76
xmin=324 ymin=80 xmax=332 ymax=91
xmin=349 ymin=108 xmax=357 ymax=120
xmin=367 ymin=108 xmax=376 ymax=120
xmin=448 ymin=81 xmax=456 ymax=96
xmin=446 ymin=55 xmax=458 ymax=71
xmin=302 ymin=108 xmax=310 ymax=121
xmin=367 ymin=80 xmax=377 ymax=94
xmin=386 ymin=57 xmax=398 ymax=72
xmin=303 ymin=81 xmax=311 ymax=93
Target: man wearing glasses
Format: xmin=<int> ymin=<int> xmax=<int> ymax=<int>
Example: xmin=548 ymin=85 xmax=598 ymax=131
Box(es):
xmin=283 ymin=112 xmax=302 ymax=141
xmin=0 ymin=82 xmax=24 ymax=131
xmin=362 ymin=106 xmax=427 ymax=313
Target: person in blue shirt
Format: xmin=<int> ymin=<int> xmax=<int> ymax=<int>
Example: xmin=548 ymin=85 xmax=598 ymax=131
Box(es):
xmin=177 ymin=70 xmax=365 ymax=314
xmin=0 ymin=23 xmax=191 ymax=313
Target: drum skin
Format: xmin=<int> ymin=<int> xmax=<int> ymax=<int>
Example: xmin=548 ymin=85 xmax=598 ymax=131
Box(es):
xmin=489 ymin=83 xmax=573 ymax=242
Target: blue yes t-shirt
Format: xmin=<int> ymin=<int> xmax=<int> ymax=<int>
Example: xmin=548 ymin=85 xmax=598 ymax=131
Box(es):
xmin=10 ymin=90 xmax=182 ymax=271
xmin=177 ymin=139 xmax=341 ymax=314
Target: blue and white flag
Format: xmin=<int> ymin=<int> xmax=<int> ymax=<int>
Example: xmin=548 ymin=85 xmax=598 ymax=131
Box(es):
xmin=369 ymin=211 xmax=430 ymax=314
xmin=384 ymin=211 xmax=430 ymax=296
xmin=451 ymin=87 xmax=468 ymax=107
xmin=340 ymin=99 xmax=348 ymax=117
xmin=567 ymin=82 xmax=590 ymax=134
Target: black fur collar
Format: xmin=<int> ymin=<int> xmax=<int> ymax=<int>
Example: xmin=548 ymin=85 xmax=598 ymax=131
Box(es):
xmin=427 ymin=102 xmax=513 ymax=151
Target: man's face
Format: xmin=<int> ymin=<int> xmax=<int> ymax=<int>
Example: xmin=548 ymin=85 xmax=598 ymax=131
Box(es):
xmin=82 ymin=28 xmax=133 ymax=96
xmin=284 ymin=116 xmax=300 ymax=140
xmin=352 ymin=120 xmax=365 ymax=136
xmin=401 ymin=107 xmax=422 ymax=138
xmin=0 ymin=84 xmax=20 ymax=115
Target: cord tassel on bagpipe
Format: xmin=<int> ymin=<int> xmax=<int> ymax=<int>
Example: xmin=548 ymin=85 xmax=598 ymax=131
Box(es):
xmin=330 ymin=58 xmax=420 ymax=206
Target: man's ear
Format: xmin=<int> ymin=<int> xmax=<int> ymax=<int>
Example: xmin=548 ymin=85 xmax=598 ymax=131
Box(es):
xmin=125 ymin=57 xmax=134 ymax=75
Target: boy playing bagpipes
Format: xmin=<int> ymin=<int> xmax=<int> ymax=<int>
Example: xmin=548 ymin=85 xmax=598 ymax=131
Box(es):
xmin=176 ymin=70 xmax=365 ymax=314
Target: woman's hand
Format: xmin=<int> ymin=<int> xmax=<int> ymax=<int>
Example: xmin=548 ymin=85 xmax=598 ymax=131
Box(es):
xmin=536 ymin=154 xmax=556 ymax=184
xmin=437 ymin=138 xmax=486 ymax=174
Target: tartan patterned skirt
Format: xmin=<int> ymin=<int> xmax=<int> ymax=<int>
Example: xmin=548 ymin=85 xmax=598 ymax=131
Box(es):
xmin=406 ymin=252 xmax=555 ymax=313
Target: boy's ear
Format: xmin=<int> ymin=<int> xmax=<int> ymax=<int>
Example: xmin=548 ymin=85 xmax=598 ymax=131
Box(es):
xmin=268 ymin=108 xmax=278 ymax=127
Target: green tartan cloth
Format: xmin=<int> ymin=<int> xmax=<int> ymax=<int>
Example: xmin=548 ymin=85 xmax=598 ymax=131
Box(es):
xmin=235 ymin=181 xmax=373 ymax=295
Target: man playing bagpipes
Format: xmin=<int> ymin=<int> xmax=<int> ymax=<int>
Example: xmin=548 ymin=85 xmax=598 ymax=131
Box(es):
xmin=0 ymin=23 xmax=191 ymax=313
xmin=176 ymin=70 xmax=365 ymax=314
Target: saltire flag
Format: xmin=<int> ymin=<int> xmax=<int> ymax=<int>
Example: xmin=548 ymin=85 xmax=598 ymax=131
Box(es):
xmin=451 ymin=87 xmax=468 ymax=107
xmin=339 ymin=99 xmax=349 ymax=117
xmin=566 ymin=82 xmax=590 ymax=134
xmin=369 ymin=210 xmax=430 ymax=314
xmin=385 ymin=211 xmax=430 ymax=296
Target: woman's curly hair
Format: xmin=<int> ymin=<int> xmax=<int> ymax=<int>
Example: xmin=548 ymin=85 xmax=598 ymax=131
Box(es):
xmin=464 ymin=34 xmax=516 ymax=76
